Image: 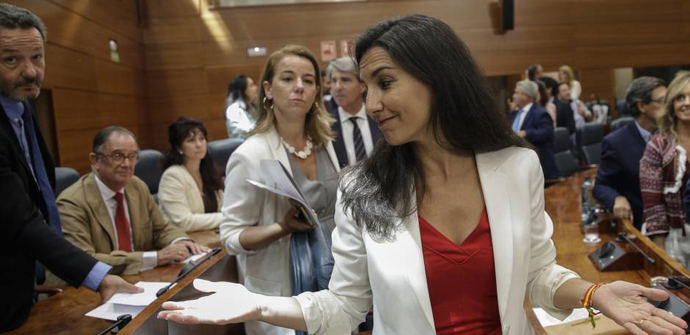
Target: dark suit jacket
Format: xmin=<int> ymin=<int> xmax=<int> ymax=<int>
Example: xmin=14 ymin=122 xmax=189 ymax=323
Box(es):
xmin=511 ymin=103 xmax=558 ymax=179
xmin=0 ymin=101 xmax=96 ymax=332
xmin=326 ymin=103 xmax=382 ymax=168
xmin=593 ymin=121 xmax=646 ymax=229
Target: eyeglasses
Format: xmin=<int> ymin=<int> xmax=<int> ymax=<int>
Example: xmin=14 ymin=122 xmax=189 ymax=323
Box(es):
xmin=96 ymin=151 xmax=139 ymax=164
xmin=649 ymin=97 xmax=665 ymax=104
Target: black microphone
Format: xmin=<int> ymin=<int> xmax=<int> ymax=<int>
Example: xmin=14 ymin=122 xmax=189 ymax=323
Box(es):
xmin=156 ymin=247 xmax=222 ymax=297
xmin=96 ymin=314 xmax=132 ymax=335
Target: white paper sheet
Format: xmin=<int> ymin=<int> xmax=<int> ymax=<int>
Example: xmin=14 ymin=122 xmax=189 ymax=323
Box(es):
xmin=184 ymin=252 xmax=207 ymax=264
xmin=532 ymin=307 xmax=591 ymax=327
xmin=246 ymin=159 xmax=319 ymax=226
xmin=86 ymin=282 xmax=170 ymax=320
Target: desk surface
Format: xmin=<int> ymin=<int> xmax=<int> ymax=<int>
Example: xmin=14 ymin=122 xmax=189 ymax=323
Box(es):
xmin=9 ymin=171 xmax=690 ymax=334
xmin=5 ymin=230 xmax=227 ymax=335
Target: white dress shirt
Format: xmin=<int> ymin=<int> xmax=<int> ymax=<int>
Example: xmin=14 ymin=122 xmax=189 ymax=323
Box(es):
xmin=338 ymin=104 xmax=374 ymax=166
xmin=94 ymin=175 xmax=158 ymax=270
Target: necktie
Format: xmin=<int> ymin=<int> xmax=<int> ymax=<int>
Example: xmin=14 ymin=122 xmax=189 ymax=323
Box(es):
xmin=511 ymin=109 xmax=523 ymax=132
xmin=113 ymin=192 xmax=133 ymax=252
xmin=23 ymin=108 xmax=62 ymax=236
xmin=350 ymin=117 xmax=367 ymax=162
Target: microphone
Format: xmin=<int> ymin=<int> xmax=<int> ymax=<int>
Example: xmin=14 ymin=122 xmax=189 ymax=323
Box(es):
xmin=96 ymin=314 xmax=132 ymax=335
xmin=156 ymin=247 xmax=222 ymax=297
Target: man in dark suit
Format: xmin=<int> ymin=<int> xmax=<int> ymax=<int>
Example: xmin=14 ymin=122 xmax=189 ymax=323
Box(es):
xmin=0 ymin=4 xmax=139 ymax=332
xmin=325 ymin=57 xmax=381 ymax=168
xmin=510 ymin=80 xmax=558 ymax=179
xmin=593 ymin=77 xmax=666 ymax=230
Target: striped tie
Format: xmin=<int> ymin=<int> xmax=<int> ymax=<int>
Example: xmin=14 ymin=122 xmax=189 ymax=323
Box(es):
xmin=350 ymin=117 xmax=367 ymax=162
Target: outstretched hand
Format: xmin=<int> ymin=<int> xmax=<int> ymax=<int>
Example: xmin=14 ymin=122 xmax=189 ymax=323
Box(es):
xmin=595 ymin=281 xmax=687 ymax=335
xmin=157 ymin=279 xmax=262 ymax=325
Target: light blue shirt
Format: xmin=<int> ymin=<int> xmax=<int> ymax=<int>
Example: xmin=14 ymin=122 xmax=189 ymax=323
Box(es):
xmin=634 ymin=120 xmax=652 ymax=143
xmin=1 ymin=95 xmax=111 ymax=291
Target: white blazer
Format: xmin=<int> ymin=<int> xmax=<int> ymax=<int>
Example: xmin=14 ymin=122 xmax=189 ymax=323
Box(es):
xmin=295 ymin=147 xmax=579 ymax=335
xmin=158 ymin=165 xmax=224 ymax=232
xmin=220 ymin=128 xmax=340 ymax=335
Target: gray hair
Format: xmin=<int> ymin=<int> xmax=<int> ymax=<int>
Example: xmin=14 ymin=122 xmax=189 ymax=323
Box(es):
xmin=624 ymin=76 xmax=666 ymax=117
xmin=92 ymin=126 xmax=138 ymax=154
xmin=516 ymin=79 xmax=538 ymax=100
xmin=328 ymin=57 xmax=360 ymax=81
xmin=0 ymin=4 xmax=47 ymax=42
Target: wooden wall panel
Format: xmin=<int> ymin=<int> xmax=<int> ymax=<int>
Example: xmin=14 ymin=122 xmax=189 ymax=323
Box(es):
xmin=48 ymin=0 xmax=142 ymax=42
xmin=140 ymin=0 xmax=690 ymax=145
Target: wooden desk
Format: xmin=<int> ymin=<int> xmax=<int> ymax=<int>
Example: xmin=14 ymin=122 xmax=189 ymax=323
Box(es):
xmin=5 ymin=230 xmax=241 ymax=335
xmin=533 ymin=170 xmax=690 ymax=334
xmin=10 ymin=171 xmax=690 ymax=334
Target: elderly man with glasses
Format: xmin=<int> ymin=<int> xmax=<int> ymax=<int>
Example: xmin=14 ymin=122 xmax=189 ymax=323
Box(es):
xmin=57 ymin=126 xmax=208 ymax=275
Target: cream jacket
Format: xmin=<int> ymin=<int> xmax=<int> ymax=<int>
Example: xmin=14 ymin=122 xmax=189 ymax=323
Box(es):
xmin=158 ymin=165 xmax=224 ymax=232
xmin=219 ymin=128 xmax=339 ymax=335
xmin=295 ymin=146 xmax=580 ymax=335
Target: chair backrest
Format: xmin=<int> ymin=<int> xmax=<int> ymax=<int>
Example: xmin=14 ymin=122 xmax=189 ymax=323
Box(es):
xmin=616 ymin=99 xmax=629 ymax=116
xmin=610 ymin=116 xmax=635 ymax=132
xmin=553 ymin=127 xmax=579 ymax=177
xmin=207 ymin=138 xmax=244 ymax=176
xmin=577 ymin=123 xmax=604 ymax=165
xmin=134 ymin=149 xmax=164 ymax=195
xmin=55 ymin=167 xmax=80 ymax=196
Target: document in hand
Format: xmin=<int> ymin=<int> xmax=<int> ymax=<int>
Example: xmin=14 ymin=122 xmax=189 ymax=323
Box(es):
xmin=246 ymin=159 xmax=319 ymax=227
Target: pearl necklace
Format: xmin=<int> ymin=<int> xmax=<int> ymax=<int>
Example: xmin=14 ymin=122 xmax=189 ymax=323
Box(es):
xmin=280 ymin=136 xmax=313 ymax=159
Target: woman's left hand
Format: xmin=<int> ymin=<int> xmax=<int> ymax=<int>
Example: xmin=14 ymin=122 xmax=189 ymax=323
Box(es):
xmin=594 ymin=280 xmax=687 ymax=335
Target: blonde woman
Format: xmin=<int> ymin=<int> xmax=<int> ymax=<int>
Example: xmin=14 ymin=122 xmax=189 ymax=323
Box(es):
xmin=559 ymin=65 xmax=582 ymax=101
xmin=218 ymin=45 xmax=340 ymax=335
xmin=640 ymin=71 xmax=690 ymax=266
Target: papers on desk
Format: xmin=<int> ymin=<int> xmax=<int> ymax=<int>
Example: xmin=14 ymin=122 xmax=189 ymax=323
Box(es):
xmin=184 ymin=251 xmax=207 ymax=264
xmin=86 ymin=282 xmax=169 ymax=321
xmin=532 ymin=307 xmax=591 ymax=327
xmin=247 ymin=159 xmax=319 ymax=226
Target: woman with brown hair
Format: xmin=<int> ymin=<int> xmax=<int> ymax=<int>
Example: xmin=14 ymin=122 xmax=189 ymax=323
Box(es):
xmin=218 ymin=45 xmax=340 ymax=335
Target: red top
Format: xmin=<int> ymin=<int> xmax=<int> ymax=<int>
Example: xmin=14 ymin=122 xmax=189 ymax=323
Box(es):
xmin=419 ymin=207 xmax=501 ymax=335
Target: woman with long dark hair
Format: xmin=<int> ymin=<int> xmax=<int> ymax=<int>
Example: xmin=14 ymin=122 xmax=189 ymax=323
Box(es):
xmin=225 ymin=74 xmax=259 ymax=138
xmin=158 ymin=15 xmax=686 ymax=335
xmin=158 ymin=117 xmax=224 ymax=232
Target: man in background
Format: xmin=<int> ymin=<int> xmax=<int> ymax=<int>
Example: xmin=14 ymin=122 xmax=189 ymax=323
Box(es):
xmin=326 ymin=57 xmax=381 ymax=168
xmin=58 ymin=126 xmax=208 ymax=275
xmin=593 ymin=76 xmax=666 ymax=230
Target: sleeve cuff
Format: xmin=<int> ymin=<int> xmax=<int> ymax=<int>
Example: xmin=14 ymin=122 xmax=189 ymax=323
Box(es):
xmin=141 ymin=251 xmax=157 ymax=271
xmin=81 ymin=261 xmax=112 ymax=291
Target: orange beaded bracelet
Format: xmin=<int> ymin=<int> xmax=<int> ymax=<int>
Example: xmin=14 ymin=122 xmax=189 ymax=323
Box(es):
xmin=580 ymin=283 xmax=603 ymax=328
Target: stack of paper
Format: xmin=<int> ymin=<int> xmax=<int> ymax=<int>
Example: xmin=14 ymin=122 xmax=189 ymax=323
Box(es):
xmin=86 ymin=282 xmax=170 ymax=321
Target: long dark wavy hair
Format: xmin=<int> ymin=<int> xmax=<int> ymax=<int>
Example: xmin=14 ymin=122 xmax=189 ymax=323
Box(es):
xmin=340 ymin=14 xmax=526 ymax=240
xmin=163 ymin=117 xmax=223 ymax=210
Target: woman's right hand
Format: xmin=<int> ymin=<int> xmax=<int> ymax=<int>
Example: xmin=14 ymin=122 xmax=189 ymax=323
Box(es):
xmin=280 ymin=207 xmax=314 ymax=234
xmin=158 ymin=279 xmax=262 ymax=325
